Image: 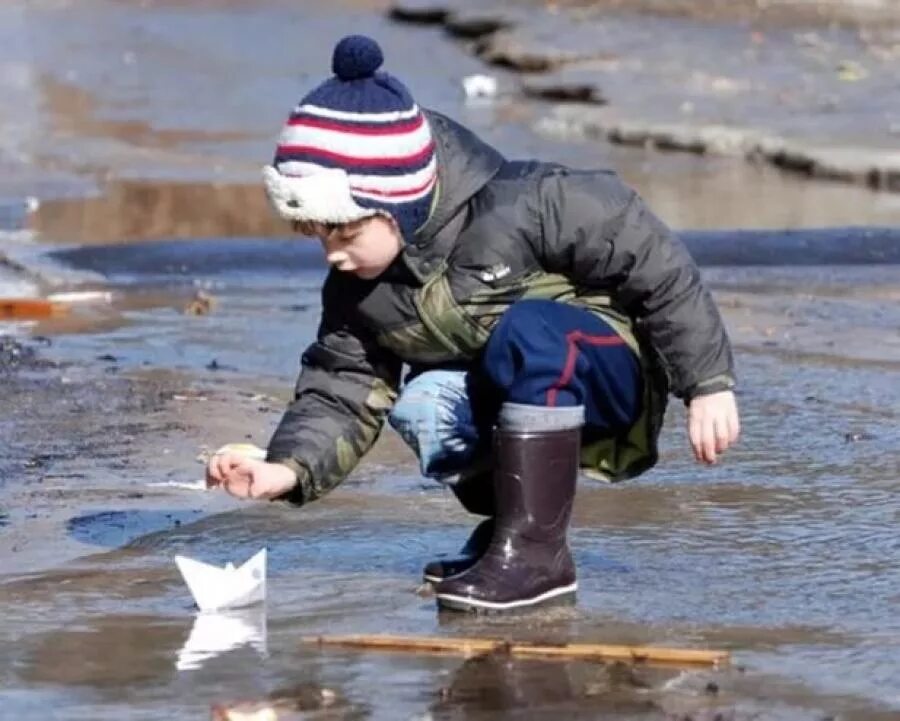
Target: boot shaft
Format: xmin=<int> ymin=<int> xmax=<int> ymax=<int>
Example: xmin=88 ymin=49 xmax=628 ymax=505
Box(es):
xmin=492 ymin=426 xmax=580 ymax=541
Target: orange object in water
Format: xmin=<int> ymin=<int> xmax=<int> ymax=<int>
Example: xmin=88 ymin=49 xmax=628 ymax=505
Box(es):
xmin=0 ymin=298 xmax=67 ymax=320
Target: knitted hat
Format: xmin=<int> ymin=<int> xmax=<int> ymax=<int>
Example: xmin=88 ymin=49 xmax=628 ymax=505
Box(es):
xmin=263 ymin=35 xmax=437 ymax=242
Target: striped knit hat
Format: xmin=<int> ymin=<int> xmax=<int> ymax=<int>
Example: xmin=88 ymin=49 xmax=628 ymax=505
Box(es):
xmin=263 ymin=35 xmax=437 ymax=243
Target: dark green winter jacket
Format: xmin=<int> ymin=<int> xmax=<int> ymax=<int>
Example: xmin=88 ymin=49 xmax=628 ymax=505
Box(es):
xmin=267 ymin=110 xmax=735 ymax=505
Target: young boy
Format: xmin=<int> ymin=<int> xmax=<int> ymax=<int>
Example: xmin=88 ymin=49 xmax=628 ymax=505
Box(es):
xmin=206 ymin=35 xmax=740 ymax=613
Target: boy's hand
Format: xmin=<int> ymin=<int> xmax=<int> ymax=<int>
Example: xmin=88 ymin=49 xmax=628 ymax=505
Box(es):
xmin=206 ymin=452 xmax=297 ymax=500
xmin=687 ymin=390 xmax=740 ymax=465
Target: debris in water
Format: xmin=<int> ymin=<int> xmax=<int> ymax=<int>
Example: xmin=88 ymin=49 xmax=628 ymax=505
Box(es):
xmin=147 ymin=479 xmax=207 ymax=491
xmin=522 ymin=79 xmax=607 ymax=104
xmin=206 ymin=358 xmax=238 ymax=371
xmin=388 ymin=3 xmax=449 ymax=25
xmin=462 ymin=74 xmax=498 ymax=101
xmin=836 ymin=60 xmax=868 ymax=82
xmin=0 ymin=298 xmax=66 ymax=320
xmin=210 ymin=685 xmax=344 ymax=719
xmin=844 ymin=431 xmax=874 ymax=442
xmin=46 ymin=290 xmax=113 ymax=304
xmin=184 ymin=290 xmax=217 ymax=316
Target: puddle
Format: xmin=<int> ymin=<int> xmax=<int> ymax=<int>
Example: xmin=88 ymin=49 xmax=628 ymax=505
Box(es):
xmin=66 ymin=509 xmax=207 ymax=548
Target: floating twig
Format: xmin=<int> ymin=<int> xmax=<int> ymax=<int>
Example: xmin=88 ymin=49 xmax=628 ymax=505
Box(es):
xmin=303 ymin=634 xmax=730 ymax=668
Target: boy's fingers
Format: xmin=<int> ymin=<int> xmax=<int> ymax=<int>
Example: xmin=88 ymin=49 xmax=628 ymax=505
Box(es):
xmin=205 ymin=459 xmax=220 ymax=487
xmin=214 ymin=453 xmax=233 ymax=483
xmin=718 ymin=406 xmax=740 ymax=452
xmin=688 ymin=415 xmax=702 ymax=462
xmin=222 ymin=478 xmax=248 ymax=499
xmin=715 ymin=417 xmax=732 ymax=453
xmin=702 ymin=417 xmax=717 ymax=464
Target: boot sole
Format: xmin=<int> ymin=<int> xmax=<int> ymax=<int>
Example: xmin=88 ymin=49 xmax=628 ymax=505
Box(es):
xmin=435 ymin=582 xmax=577 ymax=613
xmin=422 ymin=569 xmax=471 ymax=585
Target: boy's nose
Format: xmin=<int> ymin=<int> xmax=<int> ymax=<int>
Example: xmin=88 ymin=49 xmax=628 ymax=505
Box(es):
xmin=326 ymin=250 xmax=350 ymax=267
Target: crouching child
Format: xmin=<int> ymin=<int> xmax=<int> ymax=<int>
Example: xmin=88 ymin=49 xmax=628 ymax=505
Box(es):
xmin=206 ymin=35 xmax=740 ymax=613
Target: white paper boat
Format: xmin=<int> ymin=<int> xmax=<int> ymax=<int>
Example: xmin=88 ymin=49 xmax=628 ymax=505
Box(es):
xmin=175 ymin=547 xmax=267 ymax=612
xmin=176 ymin=607 xmax=267 ymax=671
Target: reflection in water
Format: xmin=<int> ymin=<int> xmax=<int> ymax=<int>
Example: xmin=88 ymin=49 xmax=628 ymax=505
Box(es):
xmin=176 ymin=607 xmax=267 ymax=672
xmin=32 ymin=180 xmax=286 ymax=246
xmin=430 ymin=653 xmax=694 ymax=719
xmin=435 ymin=653 xmax=579 ymax=712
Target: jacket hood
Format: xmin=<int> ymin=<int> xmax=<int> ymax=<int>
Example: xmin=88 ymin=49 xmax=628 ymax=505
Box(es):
xmin=414 ymin=110 xmax=505 ymax=247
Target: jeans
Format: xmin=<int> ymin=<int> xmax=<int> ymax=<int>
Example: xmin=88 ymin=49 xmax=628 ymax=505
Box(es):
xmin=388 ymin=369 xmax=492 ymax=483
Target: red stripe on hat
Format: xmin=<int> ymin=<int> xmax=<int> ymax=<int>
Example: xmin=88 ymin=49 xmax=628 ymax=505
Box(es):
xmin=286 ymin=113 xmax=425 ymax=136
xmin=350 ymin=169 xmax=436 ymax=199
xmin=275 ymin=141 xmax=436 ymax=168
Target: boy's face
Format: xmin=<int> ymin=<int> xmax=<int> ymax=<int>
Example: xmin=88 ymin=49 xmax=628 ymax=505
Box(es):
xmin=296 ymin=216 xmax=402 ymax=280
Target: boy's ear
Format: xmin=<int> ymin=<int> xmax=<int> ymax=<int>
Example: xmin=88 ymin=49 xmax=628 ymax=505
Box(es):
xmin=382 ymin=213 xmax=401 ymax=235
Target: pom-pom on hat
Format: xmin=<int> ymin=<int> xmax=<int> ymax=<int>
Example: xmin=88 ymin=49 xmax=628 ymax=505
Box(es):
xmin=263 ymin=35 xmax=437 ymax=243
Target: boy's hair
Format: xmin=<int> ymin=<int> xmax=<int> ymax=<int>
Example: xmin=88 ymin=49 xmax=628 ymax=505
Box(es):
xmin=263 ymin=35 xmax=437 ymax=243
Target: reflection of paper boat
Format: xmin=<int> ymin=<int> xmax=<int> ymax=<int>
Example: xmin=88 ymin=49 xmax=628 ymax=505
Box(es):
xmin=175 ymin=548 xmax=266 ymax=612
xmin=176 ymin=607 xmax=267 ymax=671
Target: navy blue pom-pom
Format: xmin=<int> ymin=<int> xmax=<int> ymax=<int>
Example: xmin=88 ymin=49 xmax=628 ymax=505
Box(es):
xmin=332 ymin=35 xmax=384 ymax=81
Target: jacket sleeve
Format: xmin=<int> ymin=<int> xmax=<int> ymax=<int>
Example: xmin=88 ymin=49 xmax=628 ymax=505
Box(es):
xmin=534 ymin=168 xmax=735 ymax=400
xmin=266 ymin=271 xmax=402 ymax=505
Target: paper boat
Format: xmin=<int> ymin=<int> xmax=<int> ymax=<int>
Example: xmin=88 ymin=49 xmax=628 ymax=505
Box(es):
xmin=176 ymin=607 xmax=267 ymax=671
xmin=175 ymin=548 xmax=267 ymax=612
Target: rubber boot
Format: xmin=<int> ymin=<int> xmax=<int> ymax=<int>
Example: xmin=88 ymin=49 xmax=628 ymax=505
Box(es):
xmin=435 ymin=404 xmax=581 ymax=613
xmin=422 ymin=469 xmax=493 ymax=584
xmin=422 ymin=517 xmax=493 ymax=584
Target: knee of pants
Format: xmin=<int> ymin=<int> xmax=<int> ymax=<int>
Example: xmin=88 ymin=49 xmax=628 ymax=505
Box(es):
xmin=481 ymin=299 xmax=572 ymax=394
xmin=387 ymin=370 xmax=481 ymax=478
xmin=388 ymin=371 xmax=460 ymax=436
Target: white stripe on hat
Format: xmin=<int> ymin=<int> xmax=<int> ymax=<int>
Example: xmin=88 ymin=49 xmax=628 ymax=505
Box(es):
xmin=277 ymin=156 xmax=437 ymax=195
xmin=346 ymin=156 xmax=437 ymax=191
xmin=296 ymin=103 xmax=421 ymax=123
xmin=351 ymin=173 xmax=436 ymax=204
xmin=278 ymin=118 xmax=432 ymax=160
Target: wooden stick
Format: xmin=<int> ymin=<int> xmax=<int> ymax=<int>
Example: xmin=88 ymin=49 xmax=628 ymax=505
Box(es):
xmin=303 ymin=634 xmax=730 ymax=668
xmin=0 ymin=298 xmax=67 ymax=320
